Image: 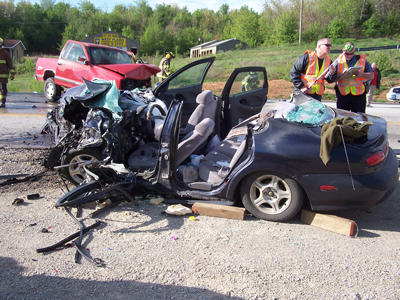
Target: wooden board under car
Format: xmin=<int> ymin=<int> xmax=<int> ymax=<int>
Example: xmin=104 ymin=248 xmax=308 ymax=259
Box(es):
xmin=300 ymin=209 xmax=357 ymax=236
xmin=192 ymin=202 xmax=246 ymax=220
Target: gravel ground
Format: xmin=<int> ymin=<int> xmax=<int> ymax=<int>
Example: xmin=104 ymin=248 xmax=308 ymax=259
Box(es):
xmin=0 ymin=147 xmax=399 ymax=300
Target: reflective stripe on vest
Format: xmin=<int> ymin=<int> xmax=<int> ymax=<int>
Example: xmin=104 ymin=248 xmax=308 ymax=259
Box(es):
xmin=337 ymin=54 xmax=367 ymax=95
xmin=300 ymin=51 xmax=331 ymax=96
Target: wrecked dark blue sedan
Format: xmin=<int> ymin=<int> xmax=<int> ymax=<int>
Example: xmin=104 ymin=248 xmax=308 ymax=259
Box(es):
xmin=50 ymin=57 xmax=398 ymax=222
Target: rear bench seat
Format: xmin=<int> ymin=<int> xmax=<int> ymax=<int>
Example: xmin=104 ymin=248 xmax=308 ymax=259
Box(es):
xmin=198 ymin=128 xmax=248 ymax=184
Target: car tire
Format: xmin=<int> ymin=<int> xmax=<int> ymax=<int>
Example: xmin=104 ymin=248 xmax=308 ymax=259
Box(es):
xmin=241 ymin=172 xmax=304 ymax=222
xmin=61 ymin=148 xmax=102 ymax=186
xmin=44 ymin=77 xmax=62 ymax=102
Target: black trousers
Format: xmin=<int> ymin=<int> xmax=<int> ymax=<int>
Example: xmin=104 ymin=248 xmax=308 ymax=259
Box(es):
xmin=0 ymin=82 xmax=7 ymax=104
xmin=335 ymin=85 xmax=366 ymax=113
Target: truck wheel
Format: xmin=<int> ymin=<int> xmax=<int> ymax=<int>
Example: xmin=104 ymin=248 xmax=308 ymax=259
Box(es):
xmin=44 ymin=77 xmax=62 ymax=102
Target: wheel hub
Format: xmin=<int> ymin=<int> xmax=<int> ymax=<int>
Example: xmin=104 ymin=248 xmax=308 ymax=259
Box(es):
xmin=264 ymin=187 xmax=277 ymax=200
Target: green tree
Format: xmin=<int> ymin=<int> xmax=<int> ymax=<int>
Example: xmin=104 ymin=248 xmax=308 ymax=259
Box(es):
xmin=224 ymin=6 xmax=262 ymax=47
xmin=328 ymin=16 xmax=349 ymax=39
xmin=122 ymin=25 xmax=135 ymax=40
xmin=276 ymin=11 xmax=298 ymax=44
xmin=140 ymin=19 xmax=163 ymax=55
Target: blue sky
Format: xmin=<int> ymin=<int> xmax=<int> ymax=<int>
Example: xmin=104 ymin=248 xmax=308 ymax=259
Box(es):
xmin=36 ymin=0 xmax=265 ymax=13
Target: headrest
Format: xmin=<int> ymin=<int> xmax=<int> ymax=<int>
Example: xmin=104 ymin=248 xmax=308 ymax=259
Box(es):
xmin=196 ymin=90 xmax=214 ymax=105
xmin=194 ymin=118 xmax=215 ymax=137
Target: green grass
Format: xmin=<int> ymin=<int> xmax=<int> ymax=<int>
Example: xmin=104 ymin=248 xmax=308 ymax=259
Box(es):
xmin=8 ymin=73 xmax=43 ymax=93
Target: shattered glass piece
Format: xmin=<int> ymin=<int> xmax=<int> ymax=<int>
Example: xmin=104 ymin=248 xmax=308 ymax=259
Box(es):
xmin=285 ymin=100 xmax=334 ymax=127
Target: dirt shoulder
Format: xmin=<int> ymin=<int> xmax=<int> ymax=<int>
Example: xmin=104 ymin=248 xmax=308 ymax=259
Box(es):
xmin=204 ymin=78 xmax=400 ymax=101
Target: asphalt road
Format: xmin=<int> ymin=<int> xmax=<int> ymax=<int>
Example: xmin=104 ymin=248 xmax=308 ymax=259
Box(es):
xmin=1 ymin=92 xmax=400 ymax=153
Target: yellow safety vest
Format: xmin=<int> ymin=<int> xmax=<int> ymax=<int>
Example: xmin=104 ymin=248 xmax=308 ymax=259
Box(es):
xmin=337 ymin=54 xmax=367 ymax=96
xmin=300 ymin=51 xmax=331 ymax=96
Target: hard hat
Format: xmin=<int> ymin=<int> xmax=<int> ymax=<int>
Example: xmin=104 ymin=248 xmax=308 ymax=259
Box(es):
xmin=166 ymin=52 xmax=175 ymax=59
xmin=0 ymin=38 xmax=3 ymax=44
xmin=344 ymin=43 xmax=354 ymax=53
xmin=249 ymin=71 xmax=257 ymax=77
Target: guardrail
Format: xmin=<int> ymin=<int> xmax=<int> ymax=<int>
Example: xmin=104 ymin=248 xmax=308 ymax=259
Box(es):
xmin=331 ymin=45 xmax=400 ymax=53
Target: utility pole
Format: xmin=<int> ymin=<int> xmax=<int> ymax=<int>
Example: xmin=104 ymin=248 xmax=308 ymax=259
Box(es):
xmin=299 ymin=0 xmax=303 ymax=44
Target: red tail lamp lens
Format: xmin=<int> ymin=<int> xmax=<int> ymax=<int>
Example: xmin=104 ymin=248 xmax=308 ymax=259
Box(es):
xmin=320 ymin=185 xmax=338 ymax=191
xmin=366 ymin=151 xmax=385 ymax=166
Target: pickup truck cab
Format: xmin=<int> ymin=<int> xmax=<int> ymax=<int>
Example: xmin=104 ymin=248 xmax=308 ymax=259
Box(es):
xmin=35 ymin=40 xmax=161 ymax=101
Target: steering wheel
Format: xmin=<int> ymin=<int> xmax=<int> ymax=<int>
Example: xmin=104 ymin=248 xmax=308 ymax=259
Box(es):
xmin=146 ymin=103 xmax=167 ymax=138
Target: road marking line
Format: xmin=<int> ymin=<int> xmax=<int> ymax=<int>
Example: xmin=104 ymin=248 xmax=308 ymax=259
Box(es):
xmin=0 ymin=113 xmax=47 ymax=117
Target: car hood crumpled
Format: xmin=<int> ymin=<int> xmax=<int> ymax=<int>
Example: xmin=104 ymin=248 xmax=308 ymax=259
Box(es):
xmin=97 ymin=64 xmax=161 ymax=80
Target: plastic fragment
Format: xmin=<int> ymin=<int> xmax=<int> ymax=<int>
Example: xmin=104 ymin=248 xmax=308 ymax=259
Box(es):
xmin=165 ymin=204 xmax=192 ymax=215
xmin=189 ymin=216 xmax=196 ymax=221
xmin=170 ymin=236 xmax=178 ymax=240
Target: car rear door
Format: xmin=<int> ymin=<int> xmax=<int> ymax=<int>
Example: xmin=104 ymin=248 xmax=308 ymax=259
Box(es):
xmin=220 ymin=67 xmax=268 ymax=138
xmin=153 ymin=57 xmax=215 ymax=126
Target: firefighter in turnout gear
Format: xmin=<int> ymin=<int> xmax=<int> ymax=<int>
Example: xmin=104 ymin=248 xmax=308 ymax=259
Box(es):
xmin=157 ymin=52 xmax=175 ymax=82
xmin=0 ymin=38 xmax=16 ymax=108
xmin=334 ymin=42 xmax=374 ymax=113
xmin=241 ymin=71 xmax=260 ymax=92
xmin=290 ymin=38 xmax=337 ymax=101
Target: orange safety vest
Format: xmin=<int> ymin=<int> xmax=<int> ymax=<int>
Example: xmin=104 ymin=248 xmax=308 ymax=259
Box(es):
xmin=300 ymin=51 xmax=331 ymax=96
xmin=337 ymin=54 xmax=367 ymax=96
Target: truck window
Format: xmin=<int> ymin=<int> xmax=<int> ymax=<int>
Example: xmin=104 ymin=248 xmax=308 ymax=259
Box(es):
xmin=65 ymin=43 xmax=86 ymax=63
xmin=61 ymin=42 xmax=74 ymax=60
xmin=88 ymin=47 xmax=132 ymax=65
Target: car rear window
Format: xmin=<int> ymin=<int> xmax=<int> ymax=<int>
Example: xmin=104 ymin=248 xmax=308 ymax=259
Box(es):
xmin=276 ymin=101 xmax=335 ymax=127
xmin=393 ymin=88 xmax=400 ymax=93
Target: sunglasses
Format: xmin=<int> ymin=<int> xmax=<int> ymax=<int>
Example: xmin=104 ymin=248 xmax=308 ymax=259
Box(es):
xmin=323 ymin=44 xmax=332 ymax=47
xmin=345 ymin=51 xmax=355 ymax=55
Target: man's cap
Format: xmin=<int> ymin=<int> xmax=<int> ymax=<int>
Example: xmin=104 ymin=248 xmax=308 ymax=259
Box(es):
xmin=167 ymin=52 xmax=175 ymax=58
xmin=344 ymin=43 xmax=354 ymax=53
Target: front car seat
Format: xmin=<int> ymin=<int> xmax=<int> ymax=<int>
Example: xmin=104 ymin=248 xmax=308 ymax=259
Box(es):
xmin=175 ymin=118 xmax=215 ymax=168
xmin=184 ymin=90 xmax=217 ymax=134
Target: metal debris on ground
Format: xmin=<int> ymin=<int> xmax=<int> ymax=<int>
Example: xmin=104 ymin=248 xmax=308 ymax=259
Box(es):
xmin=27 ymin=193 xmax=40 ymax=200
xmin=12 ymin=198 xmax=24 ymax=205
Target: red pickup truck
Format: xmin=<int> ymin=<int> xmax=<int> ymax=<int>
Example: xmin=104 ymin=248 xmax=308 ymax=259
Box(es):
xmin=35 ymin=40 xmax=161 ymax=101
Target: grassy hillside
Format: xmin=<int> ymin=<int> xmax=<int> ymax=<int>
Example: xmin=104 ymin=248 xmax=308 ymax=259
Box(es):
xmin=9 ymin=38 xmax=400 ymax=102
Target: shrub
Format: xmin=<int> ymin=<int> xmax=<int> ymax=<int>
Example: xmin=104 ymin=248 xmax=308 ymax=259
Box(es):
xmin=375 ymin=52 xmax=394 ymax=76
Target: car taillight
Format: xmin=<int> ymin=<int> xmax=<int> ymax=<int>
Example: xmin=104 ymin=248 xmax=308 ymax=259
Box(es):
xmin=366 ymin=151 xmax=386 ymax=166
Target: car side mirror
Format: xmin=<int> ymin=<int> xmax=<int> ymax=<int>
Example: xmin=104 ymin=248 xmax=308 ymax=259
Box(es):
xmin=78 ymin=55 xmax=88 ymax=65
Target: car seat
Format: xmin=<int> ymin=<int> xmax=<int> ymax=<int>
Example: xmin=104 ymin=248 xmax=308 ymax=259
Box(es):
xmin=183 ymin=90 xmax=217 ymax=135
xmin=175 ymin=118 xmax=215 ymax=168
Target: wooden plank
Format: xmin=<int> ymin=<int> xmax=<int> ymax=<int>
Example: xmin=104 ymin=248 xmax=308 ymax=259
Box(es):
xmin=300 ymin=210 xmax=357 ymax=236
xmin=192 ymin=202 xmax=246 ymax=220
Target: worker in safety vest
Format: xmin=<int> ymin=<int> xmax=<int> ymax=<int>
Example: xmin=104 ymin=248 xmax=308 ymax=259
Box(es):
xmin=0 ymin=38 xmax=16 ymax=108
xmin=290 ymin=38 xmax=337 ymax=101
xmin=157 ymin=52 xmax=175 ymax=82
xmin=334 ymin=42 xmax=374 ymax=113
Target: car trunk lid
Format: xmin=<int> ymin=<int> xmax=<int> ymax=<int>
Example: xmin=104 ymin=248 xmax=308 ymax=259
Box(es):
xmin=333 ymin=109 xmax=387 ymax=148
